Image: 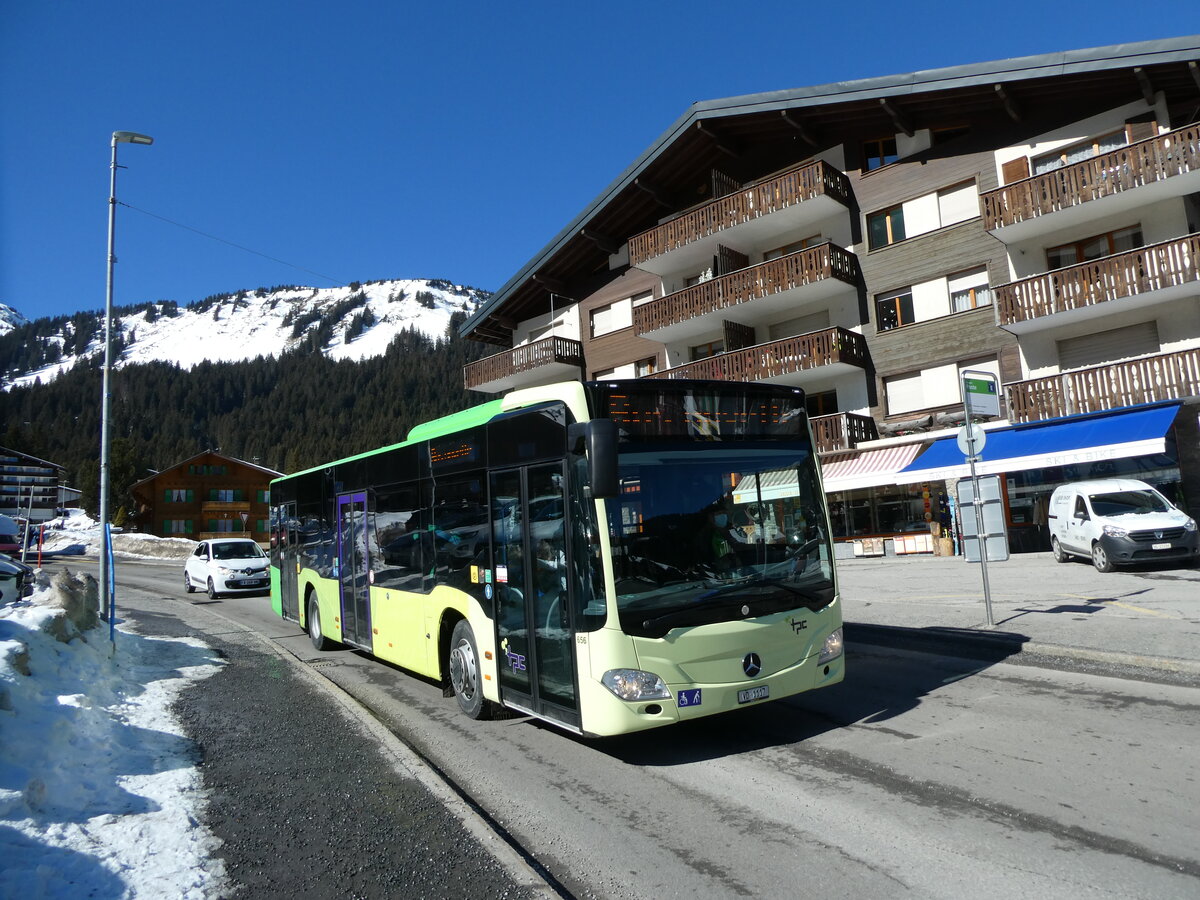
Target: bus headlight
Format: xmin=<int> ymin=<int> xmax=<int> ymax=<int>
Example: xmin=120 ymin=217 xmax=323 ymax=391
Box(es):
xmin=601 ymin=669 xmax=670 ymax=702
xmin=818 ymin=628 xmax=844 ymax=665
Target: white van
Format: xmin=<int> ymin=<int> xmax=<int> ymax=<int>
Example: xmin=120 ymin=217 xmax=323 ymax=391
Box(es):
xmin=1047 ymin=478 xmax=1198 ymax=572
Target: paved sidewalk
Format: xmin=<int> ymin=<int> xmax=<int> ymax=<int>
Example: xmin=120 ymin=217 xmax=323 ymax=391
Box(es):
xmin=836 ymin=550 xmax=1200 ymax=682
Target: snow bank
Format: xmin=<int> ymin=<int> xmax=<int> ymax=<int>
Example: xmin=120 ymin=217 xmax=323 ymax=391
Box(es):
xmin=37 ymin=512 xmax=198 ymax=561
xmin=0 ymin=570 xmax=228 ymax=898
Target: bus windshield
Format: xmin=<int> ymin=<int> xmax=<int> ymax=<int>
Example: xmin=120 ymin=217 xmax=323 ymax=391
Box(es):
xmin=606 ymin=442 xmax=834 ymax=638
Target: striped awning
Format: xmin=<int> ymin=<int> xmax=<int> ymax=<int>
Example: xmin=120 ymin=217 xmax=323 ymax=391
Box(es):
xmin=819 ymin=443 xmax=926 ymax=493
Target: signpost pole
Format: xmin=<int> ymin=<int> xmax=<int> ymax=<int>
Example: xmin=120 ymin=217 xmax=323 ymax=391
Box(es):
xmin=963 ymin=413 xmax=995 ymax=627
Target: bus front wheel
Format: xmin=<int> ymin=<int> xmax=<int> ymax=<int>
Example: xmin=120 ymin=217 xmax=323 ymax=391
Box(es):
xmin=307 ymin=594 xmax=335 ymax=650
xmin=449 ymin=620 xmax=491 ymax=720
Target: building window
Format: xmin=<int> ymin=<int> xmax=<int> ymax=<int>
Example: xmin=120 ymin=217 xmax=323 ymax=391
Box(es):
xmin=1046 ymin=225 xmax=1143 ymax=269
xmin=163 ymin=520 xmax=192 ymax=535
xmin=1033 ymin=130 xmax=1126 ymax=174
xmin=590 ymin=298 xmax=632 ymax=338
xmin=634 ymin=356 xmax=658 ymax=377
xmin=763 ymin=235 xmax=821 ymax=261
xmin=163 ymin=489 xmax=194 ymax=503
xmin=936 ymin=181 xmax=979 ymax=227
xmin=867 ymin=206 xmax=905 ymax=249
xmin=592 ymin=366 xmax=617 ymax=380
xmin=876 ymin=289 xmax=915 ymax=331
xmin=806 ymin=390 xmax=838 ymax=417
xmin=630 ymin=290 xmax=654 ymax=307
xmin=948 ymin=268 xmax=992 ymax=312
xmin=689 ymin=340 xmax=724 ymax=361
xmin=863 ymin=137 xmax=898 ymax=171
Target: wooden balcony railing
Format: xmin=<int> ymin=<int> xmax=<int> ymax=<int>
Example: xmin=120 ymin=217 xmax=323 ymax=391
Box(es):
xmin=645 ymin=327 xmax=869 ymax=383
xmin=200 ymin=500 xmax=251 ymax=514
xmin=1005 ymin=347 xmax=1200 ymax=423
xmin=628 ymin=160 xmax=851 ymax=267
xmin=633 ymin=243 xmax=859 ymax=335
xmin=810 ymin=412 xmax=878 ymax=454
xmin=995 ymin=233 xmax=1200 ymax=326
xmin=463 ymin=336 xmax=583 ymax=391
xmin=982 ymin=122 xmax=1200 ymax=230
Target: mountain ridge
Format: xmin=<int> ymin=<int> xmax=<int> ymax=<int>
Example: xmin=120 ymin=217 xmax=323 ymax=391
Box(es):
xmin=1 ymin=278 xmax=489 ymax=390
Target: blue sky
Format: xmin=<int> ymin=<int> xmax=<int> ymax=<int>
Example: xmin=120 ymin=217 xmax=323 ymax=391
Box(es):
xmin=3 ymin=1 xmax=1195 ymax=322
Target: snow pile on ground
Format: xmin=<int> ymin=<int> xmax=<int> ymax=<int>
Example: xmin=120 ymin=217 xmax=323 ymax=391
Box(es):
xmin=0 ymin=570 xmax=227 ymax=898
xmin=37 ymin=510 xmax=198 ymax=561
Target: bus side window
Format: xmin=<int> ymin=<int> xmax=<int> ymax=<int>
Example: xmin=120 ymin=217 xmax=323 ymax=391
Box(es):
xmin=373 ymin=482 xmax=429 ymax=592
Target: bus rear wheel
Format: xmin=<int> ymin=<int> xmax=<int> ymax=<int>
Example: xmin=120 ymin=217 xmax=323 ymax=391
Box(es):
xmin=449 ymin=620 xmax=490 ymax=720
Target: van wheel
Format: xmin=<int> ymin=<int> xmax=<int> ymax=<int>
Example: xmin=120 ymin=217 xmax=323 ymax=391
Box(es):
xmin=448 ymin=620 xmax=491 ymax=720
xmin=1091 ymin=543 xmax=1114 ymax=573
xmin=1051 ymin=537 xmax=1069 ymax=563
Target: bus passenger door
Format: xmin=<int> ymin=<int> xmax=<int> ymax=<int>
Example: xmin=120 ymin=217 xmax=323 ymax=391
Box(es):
xmin=336 ymin=492 xmax=372 ymax=651
xmin=276 ymin=501 xmax=299 ymax=621
xmin=490 ymin=463 xmax=579 ymax=729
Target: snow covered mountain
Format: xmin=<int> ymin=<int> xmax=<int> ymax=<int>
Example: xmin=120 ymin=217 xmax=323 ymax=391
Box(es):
xmin=2 ymin=278 xmax=487 ymax=390
xmin=0 ymin=303 xmax=28 ymax=336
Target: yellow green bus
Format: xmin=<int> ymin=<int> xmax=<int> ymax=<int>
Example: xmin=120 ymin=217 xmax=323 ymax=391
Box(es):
xmin=269 ymin=379 xmax=843 ymax=737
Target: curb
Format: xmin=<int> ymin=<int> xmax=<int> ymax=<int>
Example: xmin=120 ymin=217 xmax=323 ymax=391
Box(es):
xmin=845 ymin=621 xmax=1200 ymax=680
xmin=159 ymin=595 xmax=560 ymax=899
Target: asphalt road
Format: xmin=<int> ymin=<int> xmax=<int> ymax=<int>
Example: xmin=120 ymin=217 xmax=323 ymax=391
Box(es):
xmin=56 ymin=556 xmax=1200 ymax=899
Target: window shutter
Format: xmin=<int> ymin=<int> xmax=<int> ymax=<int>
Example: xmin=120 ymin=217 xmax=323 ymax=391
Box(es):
xmin=164 ymin=489 xmax=171 ymax=502
xmin=1057 ymin=322 xmax=1159 ymax=370
xmin=1001 ymin=157 xmax=1030 ymax=184
xmin=187 ymin=489 xmax=194 ymax=503
xmin=1125 ymin=117 xmax=1158 ymax=143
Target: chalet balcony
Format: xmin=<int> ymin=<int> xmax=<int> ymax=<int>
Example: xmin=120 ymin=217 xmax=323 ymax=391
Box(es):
xmin=1005 ymin=346 xmax=1200 ymax=424
xmin=464 ymin=336 xmax=584 ymax=394
xmin=982 ymin=122 xmax=1200 ymax=242
xmin=645 ymin=327 xmax=869 ymax=387
xmin=632 ymin=243 xmax=860 ymax=344
xmin=995 ymin=233 xmax=1200 ymax=333
xmin=628 ymin=160 xmax=852 ymax=276
xmin=200 ymin=500 xmax=251 ymax=514
xmin=811 ymin=411 xmax=878 ymax=455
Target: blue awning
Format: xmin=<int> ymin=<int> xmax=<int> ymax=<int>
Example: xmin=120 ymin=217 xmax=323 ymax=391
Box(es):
xmin=895 ymin=403 xmax=1180 ymax=484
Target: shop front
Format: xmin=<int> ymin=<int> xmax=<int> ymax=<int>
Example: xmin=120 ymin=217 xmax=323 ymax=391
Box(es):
xmin=895 ymin=402 xmax=1186 ymax=554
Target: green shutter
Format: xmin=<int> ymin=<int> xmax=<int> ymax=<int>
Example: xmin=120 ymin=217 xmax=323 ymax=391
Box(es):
xmin=186 ymin=520 xmax=193 ymax=533
xmin=164 ymin=489 xmax=171 ymax=502
xmin=187 ymin=489 xmax=194 ymax=503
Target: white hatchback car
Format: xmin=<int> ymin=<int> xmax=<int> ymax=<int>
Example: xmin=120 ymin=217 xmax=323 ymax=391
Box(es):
xmin=184 ymin=538 xmax=270 ymax=599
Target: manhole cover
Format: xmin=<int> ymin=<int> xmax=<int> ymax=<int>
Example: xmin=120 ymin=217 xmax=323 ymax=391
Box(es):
xmin=307 ymin=660 xmax=341 ymax=669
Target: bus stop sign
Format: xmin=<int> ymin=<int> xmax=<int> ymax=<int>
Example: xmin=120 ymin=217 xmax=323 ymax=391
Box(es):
xmin=962 ymin=370 xmax=1000 ymax=419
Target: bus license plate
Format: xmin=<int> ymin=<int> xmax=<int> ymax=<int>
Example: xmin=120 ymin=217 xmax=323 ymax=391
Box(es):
xmin=738 ymin=685 xmax=769 ymax=704
xmin=1152 ymin=542 xmax=1171 ymax=550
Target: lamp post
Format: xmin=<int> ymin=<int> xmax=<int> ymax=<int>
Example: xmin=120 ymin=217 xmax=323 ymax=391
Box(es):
xmin=100 ymin=131 xmax=153 ymax=630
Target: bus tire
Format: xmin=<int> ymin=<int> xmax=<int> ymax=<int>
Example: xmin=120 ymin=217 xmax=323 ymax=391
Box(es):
xmin=449 ymin=620 xmax=490 ymax=720
xmin=307 ymin=593 xmax=335 ymax=651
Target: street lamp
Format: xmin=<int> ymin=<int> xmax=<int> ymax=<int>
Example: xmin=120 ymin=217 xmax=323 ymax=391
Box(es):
xmin=100 ymin=131 xmax=153 ymax=633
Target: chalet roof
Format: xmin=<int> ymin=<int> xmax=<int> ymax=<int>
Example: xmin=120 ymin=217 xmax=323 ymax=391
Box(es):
xmin=130 ymin=450 xmax=283 ymax=490
xmin=460 ymin=35 xmax=1200 ymax=345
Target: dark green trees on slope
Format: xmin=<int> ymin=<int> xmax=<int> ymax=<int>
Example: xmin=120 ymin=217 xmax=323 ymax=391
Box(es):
xmin=0 ymin=324 xmax=491 ymax=515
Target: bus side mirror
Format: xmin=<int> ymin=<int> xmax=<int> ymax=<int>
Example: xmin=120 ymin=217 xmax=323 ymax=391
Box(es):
xmin=586 ymin=419 xmax=618 ymax=500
